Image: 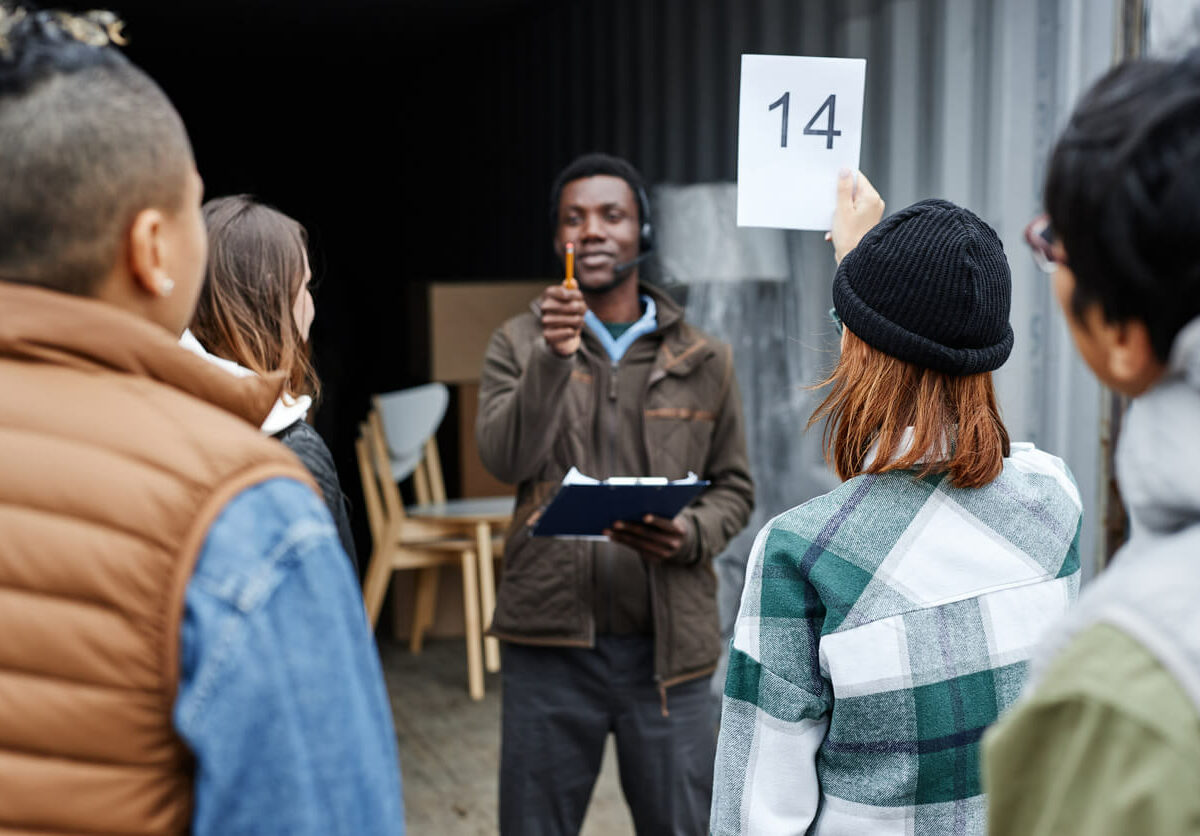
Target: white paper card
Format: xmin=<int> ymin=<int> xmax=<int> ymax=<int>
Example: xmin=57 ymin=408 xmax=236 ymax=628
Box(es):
xmin=737 ymin=55 xmax=866 ymax=231
xmin=561 ymin=467 xmax=701 ymax=487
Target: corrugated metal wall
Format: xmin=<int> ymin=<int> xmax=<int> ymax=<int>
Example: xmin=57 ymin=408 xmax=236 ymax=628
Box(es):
xmin=464 ymin=0 xmax=1120 ymax=575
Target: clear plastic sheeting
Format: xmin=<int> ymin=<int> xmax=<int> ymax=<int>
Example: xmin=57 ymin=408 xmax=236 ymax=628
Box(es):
xmin=654 ymin=183 xmax=790 ymax=283
xmin=653 ymin=183 xmax=845 ymax=708
xmin=653 ymin=182 xmax=840 ymax=545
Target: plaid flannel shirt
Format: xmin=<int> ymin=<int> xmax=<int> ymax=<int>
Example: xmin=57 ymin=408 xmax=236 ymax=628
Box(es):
xmin=712 ymin=443 xmax=1082 ymax=835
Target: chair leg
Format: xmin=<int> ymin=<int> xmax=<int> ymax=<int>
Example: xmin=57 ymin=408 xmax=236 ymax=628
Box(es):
xmin=410 ymin=566 xmax=440 ymax=654
xmin=459 ymin=549 xmax=485 ymax=701
xmin=420 ymin=571 xmax=439 ymax=631
xmin=475 ymin=521 xmax=501 ymax=673
xmin=361 ymin=548 xmax=393 ymax=629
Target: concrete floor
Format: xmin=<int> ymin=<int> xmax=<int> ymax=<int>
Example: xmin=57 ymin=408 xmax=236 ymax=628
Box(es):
xmin=381 ymin=637 xmax=636 ymax=835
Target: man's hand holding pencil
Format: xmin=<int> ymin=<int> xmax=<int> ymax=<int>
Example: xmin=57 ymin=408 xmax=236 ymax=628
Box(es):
xmin=541 ymin=242 xmax=586 ymax=356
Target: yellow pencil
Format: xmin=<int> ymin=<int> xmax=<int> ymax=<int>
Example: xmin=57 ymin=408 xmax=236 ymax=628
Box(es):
xmin=564 ymin=242 xmax=577 ymax=290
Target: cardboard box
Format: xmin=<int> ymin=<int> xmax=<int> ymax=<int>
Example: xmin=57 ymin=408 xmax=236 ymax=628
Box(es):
xmin=457 ymin=381 xmax=514 ymax=499
xmin=429 ymin=280 xmax=545 ymax=383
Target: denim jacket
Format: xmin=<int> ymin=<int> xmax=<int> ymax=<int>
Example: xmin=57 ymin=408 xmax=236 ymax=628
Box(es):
xmin=175 ymin=477 xmax=404 ymax=835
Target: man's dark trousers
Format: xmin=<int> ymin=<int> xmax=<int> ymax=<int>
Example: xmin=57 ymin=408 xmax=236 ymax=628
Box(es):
xmin=499 ymin=635 xmax=715 ymax=836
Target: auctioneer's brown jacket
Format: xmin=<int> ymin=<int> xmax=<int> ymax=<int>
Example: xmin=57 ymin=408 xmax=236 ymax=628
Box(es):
xmin=477 ymin=283 xmax=754 ymax=695
xmin=0 ymin=283 xmax=313 ymax=835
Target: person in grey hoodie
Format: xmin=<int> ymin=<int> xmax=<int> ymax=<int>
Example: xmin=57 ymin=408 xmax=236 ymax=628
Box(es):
xmin=984 ymin=48 xmax=1200 ymax=835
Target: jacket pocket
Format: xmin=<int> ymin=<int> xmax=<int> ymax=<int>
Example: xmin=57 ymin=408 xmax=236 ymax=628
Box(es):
xmin=494 ymin=527 xmax=587 ymax=639
xmin=660 ymin=558 xmax=721 ymax=679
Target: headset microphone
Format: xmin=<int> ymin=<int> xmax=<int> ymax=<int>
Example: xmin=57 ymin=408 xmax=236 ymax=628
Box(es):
xmin=612 ymin=249 xmax=654 ymax=275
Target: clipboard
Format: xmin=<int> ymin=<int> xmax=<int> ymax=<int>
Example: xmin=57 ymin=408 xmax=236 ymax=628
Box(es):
xmin=531 ymin=468 xmax=710 ymax=539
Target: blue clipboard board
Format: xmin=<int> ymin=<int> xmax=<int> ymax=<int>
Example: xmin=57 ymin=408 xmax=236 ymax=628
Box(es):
xmin=531 ymin=475 xmax=709 ymax=538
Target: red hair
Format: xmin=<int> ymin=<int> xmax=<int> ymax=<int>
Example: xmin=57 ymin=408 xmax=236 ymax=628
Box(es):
xmin=809 ymin=330 xmax=1010 ymax=489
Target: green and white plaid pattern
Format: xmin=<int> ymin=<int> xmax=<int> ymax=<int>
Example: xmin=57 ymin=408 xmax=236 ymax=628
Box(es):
xmin=712 ymin=444 xmax=1082 ymax=835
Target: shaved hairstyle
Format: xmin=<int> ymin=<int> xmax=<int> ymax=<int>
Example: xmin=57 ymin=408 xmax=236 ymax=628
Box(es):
xmin=0 ymin=5 xmax=194 ymax=295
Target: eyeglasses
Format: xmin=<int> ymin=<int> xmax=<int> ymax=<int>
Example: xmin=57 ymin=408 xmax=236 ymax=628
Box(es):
xmin=1024 ymin=214 xmax=1066 ymax=275
xmin=829 ymin=307 xmax=843 ymax=335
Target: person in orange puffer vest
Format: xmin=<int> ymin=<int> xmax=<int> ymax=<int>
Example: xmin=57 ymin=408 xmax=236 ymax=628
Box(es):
xmin=0 ymin=6 xmax=403 ymax=834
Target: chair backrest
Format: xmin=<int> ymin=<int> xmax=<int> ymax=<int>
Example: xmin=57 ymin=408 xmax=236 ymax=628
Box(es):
xmin=356 ymin=407 xmax=449 ymax=553
xmin=356 ymin=425 xmax=388 ymax=544
xmin=373 ymin=383 xmax=449 ymax=485
xmin=365 ymin=409 xmax=407 ymax=521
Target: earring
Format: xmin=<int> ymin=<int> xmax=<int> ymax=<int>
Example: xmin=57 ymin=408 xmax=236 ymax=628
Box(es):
xmin=158 ymin=277 xmax=175 ymax=297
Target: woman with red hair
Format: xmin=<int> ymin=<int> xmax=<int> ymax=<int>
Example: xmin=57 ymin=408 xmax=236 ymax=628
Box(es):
xmin=711 ymin=172 xmax=1082 ymax=835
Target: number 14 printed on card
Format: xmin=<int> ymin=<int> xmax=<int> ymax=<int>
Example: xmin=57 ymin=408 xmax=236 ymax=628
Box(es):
xmin=737 ymin=55 xmax=866 ymax=231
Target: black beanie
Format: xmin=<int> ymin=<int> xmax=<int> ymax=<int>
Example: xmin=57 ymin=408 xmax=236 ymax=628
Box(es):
xmin=832 ymin=198 xmax=1014 ymax=376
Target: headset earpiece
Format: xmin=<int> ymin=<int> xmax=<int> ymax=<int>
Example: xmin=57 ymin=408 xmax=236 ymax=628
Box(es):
xmin=635 ymin=184 xmax=654 ymax=254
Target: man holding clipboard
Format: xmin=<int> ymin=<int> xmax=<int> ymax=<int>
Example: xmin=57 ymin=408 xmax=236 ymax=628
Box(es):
xmin=477 ymin=153 xmax=754 ymax=835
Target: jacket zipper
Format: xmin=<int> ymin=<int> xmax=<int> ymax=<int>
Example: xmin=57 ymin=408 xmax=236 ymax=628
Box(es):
xmin=605 ymin=361 xmax=619 ymax=634
xmin=645 ymin=360 xmax=666 ymax=715
xmin=649 ymin=562 xmax=669 ymax=717
xmin=606 ymin=330 xmax=706 ymax=709
xmin=581 ymin=349 xmax=598 ymax=647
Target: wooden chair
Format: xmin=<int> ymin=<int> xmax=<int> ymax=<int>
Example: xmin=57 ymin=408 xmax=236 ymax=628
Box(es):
xmin=356 ymin=386 xmax=506 ymax=700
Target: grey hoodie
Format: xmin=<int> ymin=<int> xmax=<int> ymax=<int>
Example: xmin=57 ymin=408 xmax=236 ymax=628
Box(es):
xmin=1025 ymin=316 xmax=1200 ymax=710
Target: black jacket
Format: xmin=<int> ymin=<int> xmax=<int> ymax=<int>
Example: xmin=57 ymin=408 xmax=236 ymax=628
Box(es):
xmin=275 ymin=419 xmax=358 ymax=574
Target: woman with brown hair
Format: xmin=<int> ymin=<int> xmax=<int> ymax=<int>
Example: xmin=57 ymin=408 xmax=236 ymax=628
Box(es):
xmin=710 ymin=172 xmax=1083 ymax=835
xmin=183 ymin=195 xmax=357 ymax=570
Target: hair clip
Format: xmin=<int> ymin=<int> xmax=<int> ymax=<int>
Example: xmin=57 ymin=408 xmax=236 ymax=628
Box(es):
xmin=0 ymin=6 xmax=127 ymax=51
xmin=89 ymin=10 xmax=127 ymax=46
xmin=54 ymin=10 xmax=126 ymax=48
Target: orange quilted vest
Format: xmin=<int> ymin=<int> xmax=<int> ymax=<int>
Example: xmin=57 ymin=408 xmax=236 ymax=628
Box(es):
xmin=0 ymin=284 xmax=314 ymax=834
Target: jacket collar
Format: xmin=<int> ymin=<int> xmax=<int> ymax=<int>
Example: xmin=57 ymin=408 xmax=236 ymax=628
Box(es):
xmin=1168 ymin=315 xmax=1200 ymax=389
xmin=642 ymin=283 xmax=716 ymax=378
xmin=1116 ymin=314 xmax=1200 ymax=540
xmin=0 ymin=283 xmax=284 ymax=428
xmin=584 ymin=294 xmax=658 ymax=363
xmin=861 ymin=426 xmax=951 ymax=470
xmin=582 ymin=283 xmax=711 ymax=374
xmin=179 ymin=329 xmax=311 ymax=434
xmin=641 ymin=282 xmax=684 ymax=331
